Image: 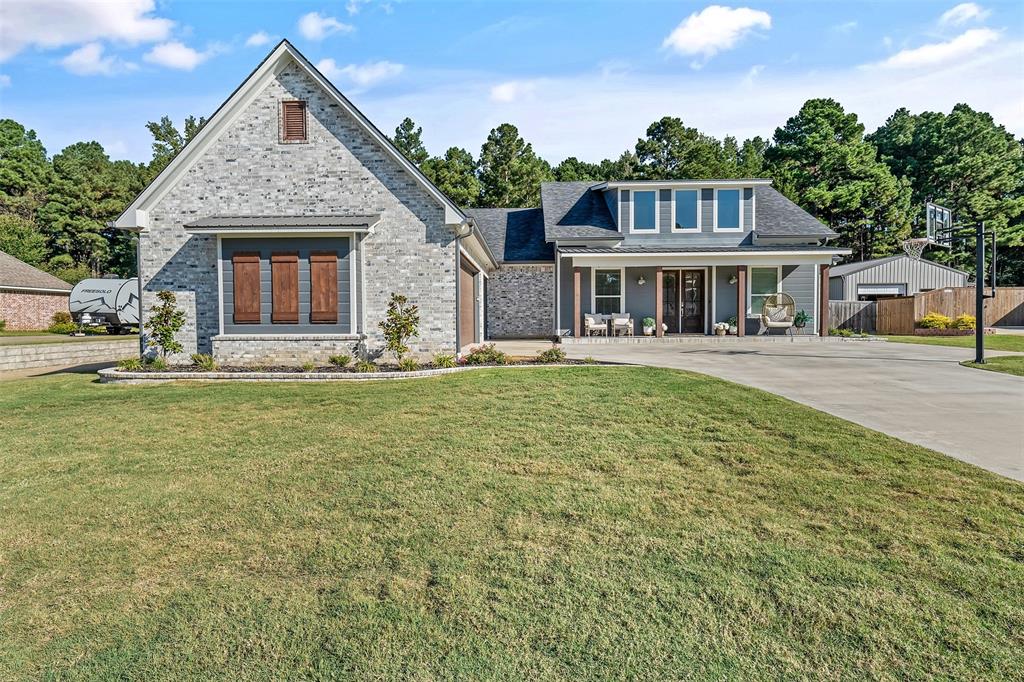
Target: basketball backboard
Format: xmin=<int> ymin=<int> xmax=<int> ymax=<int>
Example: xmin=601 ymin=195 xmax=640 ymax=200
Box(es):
xmin=926 ymin=202 xmax=953 ymax=247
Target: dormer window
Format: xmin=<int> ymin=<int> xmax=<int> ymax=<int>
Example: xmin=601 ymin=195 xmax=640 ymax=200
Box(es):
xmin=631 ymin=190 xmax=657 ymax=232
xmin=673 ymin=189 xmax=699 ymax=232
xmin=715 ymin=188 xmax=742 ymax=231
xmin=281 ymin=100 xmax=307 ymax=142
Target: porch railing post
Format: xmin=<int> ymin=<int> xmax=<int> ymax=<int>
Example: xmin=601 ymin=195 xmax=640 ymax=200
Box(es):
xmin=819 ymin=264 xmax=830 ymax=337
xmin=573 ymin=266 xmax=581 ymax=338
xmin=655 ymin=267 xmax=664 ymax=337
xmin=736 ymin=265 xmax=747 ymax=337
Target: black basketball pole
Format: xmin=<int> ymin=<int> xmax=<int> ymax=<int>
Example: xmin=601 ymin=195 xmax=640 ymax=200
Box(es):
xmin=975 ymin=222 xmax=985 ymax=364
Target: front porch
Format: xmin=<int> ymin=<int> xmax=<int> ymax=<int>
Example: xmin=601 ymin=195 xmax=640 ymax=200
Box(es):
xmin=556 ymin=258 xmax=833 ymax=340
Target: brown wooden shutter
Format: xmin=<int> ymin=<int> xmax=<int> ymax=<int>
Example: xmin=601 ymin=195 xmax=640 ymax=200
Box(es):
xmin=281 ymin=101 xmax=306 ymax=141
xmin=309 ymin=252 xmax=338 ymax=324
xmin=232 ymin=253 xmax=261 ymax=324
xmin=271 ymin=253 xmax=299 ymax=323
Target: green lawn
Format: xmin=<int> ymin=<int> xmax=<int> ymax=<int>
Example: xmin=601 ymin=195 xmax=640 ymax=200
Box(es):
xmin=885 ymin=333 xmax=1024 ymax=353
xmin=962 ymin=355 xmax=1024 ymax=377
xmin=1 ymin=369 xmax=1021 ymax=680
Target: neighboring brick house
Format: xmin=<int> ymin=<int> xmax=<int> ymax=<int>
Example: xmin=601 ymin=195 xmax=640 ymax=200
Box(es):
xmin=0 ymin=250 xmax=72 ymax=330
xmin=114 ymin=40 xmax=497 ymax=365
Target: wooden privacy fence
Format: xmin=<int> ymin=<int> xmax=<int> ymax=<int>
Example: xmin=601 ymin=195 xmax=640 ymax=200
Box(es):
xmin=876 ymin=287 xmax=1024 ymax=334
xmin=829 ymin=300 xmax=876 ymax=332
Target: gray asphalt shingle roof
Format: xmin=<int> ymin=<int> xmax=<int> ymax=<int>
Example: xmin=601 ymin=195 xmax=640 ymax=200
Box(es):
xmin=467 ymin=208 xmax=553 ymax=262
xmin=0 ymin=250 xmax=72 ymax=292
xmin=540 ymin=182 xmax=619 ymax=240
xmin=753 ymin=187 xmax=837 ymax=237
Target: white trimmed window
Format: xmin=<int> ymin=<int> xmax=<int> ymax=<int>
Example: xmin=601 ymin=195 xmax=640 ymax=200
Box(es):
xmin=673 ymin=189 xmax=699 ymax=231
xmin=631 ymin=190 xmax=657 ymax=232
xmin=749 ymin=266 xmax=781 ymax=314
xmin=715 ymin=188 xmax=742 ymax=231
xmin=593 ymin=269 xmax=624 ymax=314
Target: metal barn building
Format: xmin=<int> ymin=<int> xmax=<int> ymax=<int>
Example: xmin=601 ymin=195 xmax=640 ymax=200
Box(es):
xmin=829 ymin=255 xmax=969 ymax=301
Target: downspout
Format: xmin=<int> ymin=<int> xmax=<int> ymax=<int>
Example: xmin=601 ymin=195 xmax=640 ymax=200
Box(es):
xmin=454 ymin=218 xmax=475 ymax=352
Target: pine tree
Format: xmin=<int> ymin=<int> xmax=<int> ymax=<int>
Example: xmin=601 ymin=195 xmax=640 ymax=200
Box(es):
xmin=478 ymin=124 xmax=552 ymax=208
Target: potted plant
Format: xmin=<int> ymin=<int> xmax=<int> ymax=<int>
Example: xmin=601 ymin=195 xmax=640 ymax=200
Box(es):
xmin=793 ymin=310 xmax=809 ymax=329
xmin=726 ymin=315 xmax=738 ymax=335
xmin=642 ymin=317 xmax=656 ymax=335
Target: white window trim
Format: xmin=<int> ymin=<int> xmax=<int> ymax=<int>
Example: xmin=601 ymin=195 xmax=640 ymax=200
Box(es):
xmin=713 ymin=187 xmax=744 ymax=232
xmin=591 ymin=267 xmax=625 ymax=314
xmin=629 ymin=189 xmax=659 ymax=234
xmin=670 ymin=188 xmax=701 ymax=233
xmin=747 ymin=265 xmax=783 ymax=315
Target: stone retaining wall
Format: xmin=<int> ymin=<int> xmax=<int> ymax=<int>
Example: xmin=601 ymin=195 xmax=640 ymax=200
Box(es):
xmin=212 ymin=334 xmax=362 ymax=366
xmin=0 ymin=339 xmax=137 ymax=371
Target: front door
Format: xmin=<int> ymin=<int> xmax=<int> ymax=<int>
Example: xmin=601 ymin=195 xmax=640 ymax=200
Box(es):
xmin=680 ymin=270 xmax=705 ymax=333
xmin=662 ymin=269 xmax=705 ymax=334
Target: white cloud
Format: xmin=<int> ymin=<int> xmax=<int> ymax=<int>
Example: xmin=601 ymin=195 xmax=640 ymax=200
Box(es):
xmin=0 ymin=0 xmax=173 ymax=62
xmin=832 ymin=21 xmax=858 ymax=34
xmin=874 ymin=28 xmax=1000 ymax=69
xmin=60 ymin=42 xmax=137 ymax=75
xmin=143 ymin=41 xmax=220 ymax=71
xmin=0 ymin=74 xmax=10 ymax=87
xmin=490 ymin=80 xmax=538 ymax=103
xmin=939 ymin=3 xmax=990 ymax=26
xmin=297 ymin=12 xmax=354 ymax=41
xmin=245 ymin=31 xmax=271 ymax=47
xmin=741 ymin=64 xmax=764 ymax=87
xmin=316 ymin=59 xmax=404 ymax=87
xmin=662 ymin=5 xmax=771 ymax=66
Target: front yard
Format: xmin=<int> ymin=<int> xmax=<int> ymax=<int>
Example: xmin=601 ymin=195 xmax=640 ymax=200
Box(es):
xmin=1 ymin=369 xmax=1021 ymax=680
xmin=884 ymin=333 xmax=1024 ymax=353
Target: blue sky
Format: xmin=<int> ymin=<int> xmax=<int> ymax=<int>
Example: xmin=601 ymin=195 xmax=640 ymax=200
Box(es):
xmin=1 ymin=1 xmax=1021 ymax=164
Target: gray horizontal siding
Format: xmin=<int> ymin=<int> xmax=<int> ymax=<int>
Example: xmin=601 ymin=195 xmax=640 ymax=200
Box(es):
xmin=221 ymin=237 xmax=352 ymax=334
xmin=619 ymin=186 xmax=753 ymax=246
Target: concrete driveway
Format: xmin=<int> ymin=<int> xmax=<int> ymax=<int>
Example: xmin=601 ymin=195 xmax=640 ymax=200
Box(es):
xmin=563 ymin=340 xmax=1024 ymax=481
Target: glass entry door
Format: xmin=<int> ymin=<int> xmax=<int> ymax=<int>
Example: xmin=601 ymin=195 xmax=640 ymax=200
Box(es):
xmin=681 ymin=270 xmax=705 ymax=333
xmin=662 ymin=269 xmax=705 ymax=334
xmin=662 ymin=271 xmax=680 ymax=334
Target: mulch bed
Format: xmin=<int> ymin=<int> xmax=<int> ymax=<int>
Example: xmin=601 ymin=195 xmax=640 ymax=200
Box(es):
xmin=118 ymin=359 xmax=596 ymax=374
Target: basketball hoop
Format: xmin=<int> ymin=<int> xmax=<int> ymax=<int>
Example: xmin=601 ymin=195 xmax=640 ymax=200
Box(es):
xmin=902 ymin=237 xmax=930 ymax=261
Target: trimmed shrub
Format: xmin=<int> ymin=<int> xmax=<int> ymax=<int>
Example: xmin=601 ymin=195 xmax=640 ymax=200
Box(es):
xmin=582 ymin=355 xmax=597 ymax=364
xmin=536 ymin=346 xmax=567 ymax=364
xmin=952 ymin=314 xmax=976 ymax=330
xmin=0 ymin=319 xmax=6 ymax=331
xmin=398 ymin=357 xmax=420 ymax=372
xmin=829 ymin=327 xmax=854 ymax=337
xmin=301 ymin=361 xmax=316 ymax=372
xmin=117 ymin=357 xmax=143 ymax=371
xmin=51 ymin=311 xmax=72 ymax=325
xmin=918 ymin=311 xmax=952 ymax=329
xmin=463 ymin=343 xmax=508 ymax=365
xmin=328 ymin=354 xmax=351 ymax=367
xmin=432 ymin=353 xmax=456 ymax=368
xmin=354 ymin=359 xmax=378 ymax=373
xmin=47 ymin=322 xmax=78 ymax=334
xmin=191 ymin=353 xmax=217 ymax=371
xmin=146 ymin=356 xmax=168 ymax=371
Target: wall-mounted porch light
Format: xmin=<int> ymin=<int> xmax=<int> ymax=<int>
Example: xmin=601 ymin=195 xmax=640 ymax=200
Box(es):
xmin=637 ymin=275 xmax=646 ymax=286
xmin=728 ymin=274 xmax=738 ymax=285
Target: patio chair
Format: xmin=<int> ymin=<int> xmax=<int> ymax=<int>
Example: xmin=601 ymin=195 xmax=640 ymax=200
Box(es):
xmin=758 ymin=292 xmax=796 ymax=337
xmin=610 ymin=314 xmax=633 ymax=337
xmin=584 ymin=314 xmax=609 ymax=336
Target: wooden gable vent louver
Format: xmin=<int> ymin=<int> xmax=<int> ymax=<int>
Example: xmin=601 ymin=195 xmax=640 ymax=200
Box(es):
xmin=282 ymin=100 xmax=307 ymax=141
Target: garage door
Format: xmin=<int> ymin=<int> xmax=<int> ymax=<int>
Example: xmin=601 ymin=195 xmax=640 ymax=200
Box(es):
xmin=459 ymin=257 xmax=477 ymax=347
xmin=857 ymin=283 xmax=906 ymax=297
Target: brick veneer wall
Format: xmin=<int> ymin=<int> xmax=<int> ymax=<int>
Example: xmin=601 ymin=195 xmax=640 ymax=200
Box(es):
xmin=140 ymin=60 xmax=458 ymax=364
xmin=486 ymin=264 xmax=554 ymax=338
xmin=0 ymin=289 xmax=69 ymax=330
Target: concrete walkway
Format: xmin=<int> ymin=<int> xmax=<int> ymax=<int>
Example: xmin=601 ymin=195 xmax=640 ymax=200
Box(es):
xmin=561 ymin=340 xmax=1024 ymax=481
